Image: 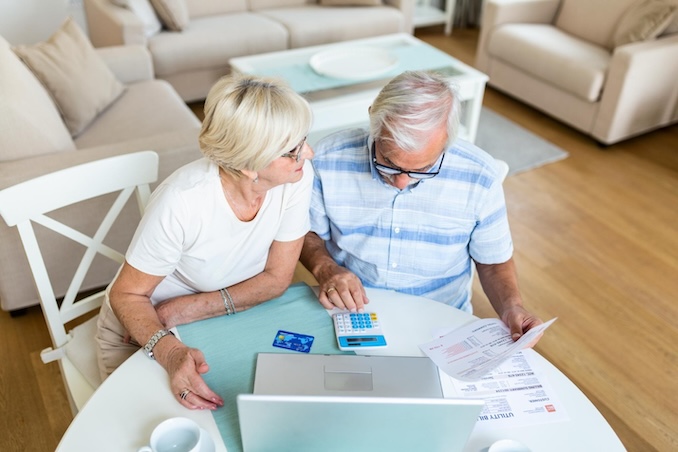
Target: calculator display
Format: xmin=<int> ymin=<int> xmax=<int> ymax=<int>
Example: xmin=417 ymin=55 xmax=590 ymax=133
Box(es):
xmin=333 ymin=312 xmax=387 ymax=350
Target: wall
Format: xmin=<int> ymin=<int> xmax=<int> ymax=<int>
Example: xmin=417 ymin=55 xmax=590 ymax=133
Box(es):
xmin=0 ymin=0 xmax=87 ymax=45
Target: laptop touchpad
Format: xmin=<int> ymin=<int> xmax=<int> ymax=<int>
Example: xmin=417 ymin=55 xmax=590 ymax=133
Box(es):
xmin=323 ymin=365 xmax=373 ymax=391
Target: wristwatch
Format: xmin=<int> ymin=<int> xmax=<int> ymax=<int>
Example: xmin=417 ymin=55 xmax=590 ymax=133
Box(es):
xmin=143 ymin=329 xmax=174 ymax=360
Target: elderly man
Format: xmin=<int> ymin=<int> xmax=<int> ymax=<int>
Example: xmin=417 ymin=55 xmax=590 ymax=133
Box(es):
xmin=300 ymin=70 xmax=542 ymax=341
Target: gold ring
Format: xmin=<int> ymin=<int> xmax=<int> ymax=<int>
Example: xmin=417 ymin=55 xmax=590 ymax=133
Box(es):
xmin=179 ymin=389 xmax=190 ymax=400
xmin=326 ymin=287 xmax=337 ymax=295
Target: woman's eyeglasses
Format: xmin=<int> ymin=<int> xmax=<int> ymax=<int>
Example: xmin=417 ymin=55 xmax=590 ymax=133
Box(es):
xmin=371 ymin=142 xmax=445 ymax=180
xmin=280 ymin=136 xmax=307 ymax=163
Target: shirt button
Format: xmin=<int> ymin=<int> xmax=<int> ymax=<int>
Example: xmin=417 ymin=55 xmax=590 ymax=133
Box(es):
xmin=394 ymin=227 xmax=400 ymax=233
xmin=391 ymin=262 xmax=398 ymax=268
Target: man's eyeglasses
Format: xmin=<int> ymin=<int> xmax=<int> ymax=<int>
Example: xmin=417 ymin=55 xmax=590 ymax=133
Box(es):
xmin=280 ymin=136 xmax=307 ymax=163
xmin=371 ymin=142 xmax=445 ymax=180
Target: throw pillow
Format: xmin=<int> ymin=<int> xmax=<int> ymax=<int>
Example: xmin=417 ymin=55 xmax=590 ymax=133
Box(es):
xmin=319 ymin=0 xmax=382 ymax=5
xmin=613 ymin=0 xmax=678 ymax=47
xmin=110 ymin=0 xmax=162 ymax=37
xmin=0 ymin=35 xmax=75 ymax=162
xmin=13 ymin=18 xmax=125 ymax=137
xmin=150 ymin=0 xmax=190 ymax=32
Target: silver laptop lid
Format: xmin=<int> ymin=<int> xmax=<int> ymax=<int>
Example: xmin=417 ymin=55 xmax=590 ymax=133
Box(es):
xmin=237 ymin=394 xmax=484 ymax=452
xmin=253 ymin=353 xmax=443 ymax=398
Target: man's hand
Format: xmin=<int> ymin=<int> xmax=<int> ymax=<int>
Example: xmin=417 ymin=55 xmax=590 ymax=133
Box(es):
xmin=316 ymin=265 xmax=370 ymax=312
xmin=500 ymin=305 xmax=544 ymax=347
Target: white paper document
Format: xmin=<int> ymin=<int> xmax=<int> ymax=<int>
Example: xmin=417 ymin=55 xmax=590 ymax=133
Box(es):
xmin=418 ymin=317 xmax=557 ymax=381
xmin=439 ymin=349 xmax=570 ymax=428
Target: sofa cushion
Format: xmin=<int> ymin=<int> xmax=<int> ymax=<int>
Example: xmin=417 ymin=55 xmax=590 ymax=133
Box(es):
xmin=150 ymin=0 xmax=189 ymax=31
xmin=664 ymin=0 xmax=678 ymax=33
xmin=148 ymin=13 xmax=288 ymax=77
xmin=555 ymin=0 xmax=637 ymax=49
xmin=74 ymin=79 xmax=200 ymax=149
xmin=111 ymin=0 xmax=162 ymax=37
xmin=613 ymin=0 xmax=678 ymax=46
xmin=488 ymin=24 xmax=611 ymax=102
xmin=0 ymin=36 xmax=75 ymax=162
xmin=13 ymin=18 xmax=125 ymax=137
xmin=256 ymin=5 xmax=403 ymax=48
xmin=187 ymin=0 xmax=247 ymax=18
xmin=249 ymin=0 xmax=308 ymax=8
xmin=319 ymin=0 xmax=382 ymax=5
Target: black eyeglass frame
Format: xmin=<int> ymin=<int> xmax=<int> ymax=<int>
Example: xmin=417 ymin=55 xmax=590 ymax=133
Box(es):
xmin=371 ymin=142 xmax=445 ymax=180
xmin=280 ymin=136 xmax=307 ymax=163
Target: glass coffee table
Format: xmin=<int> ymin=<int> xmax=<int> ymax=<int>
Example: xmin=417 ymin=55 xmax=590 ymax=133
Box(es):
xmin=229 ymin=33 xmax=488 ymax=144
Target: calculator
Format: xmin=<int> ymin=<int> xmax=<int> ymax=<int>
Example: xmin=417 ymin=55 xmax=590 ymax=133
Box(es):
xmin=332 ymin=311 xmax=387 ymax=350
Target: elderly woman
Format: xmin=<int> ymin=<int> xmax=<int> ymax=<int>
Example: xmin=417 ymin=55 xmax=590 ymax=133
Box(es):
xmin=95 ymin=74 xmax=314 ymax=410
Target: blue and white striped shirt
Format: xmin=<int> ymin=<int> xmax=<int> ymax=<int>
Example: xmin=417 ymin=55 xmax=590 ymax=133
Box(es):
xmin=309 ymin=128 xmax=513 ymax=312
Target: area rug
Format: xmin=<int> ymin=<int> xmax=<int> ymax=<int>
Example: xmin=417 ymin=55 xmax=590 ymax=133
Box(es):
xmin=476 ymin=108 xmax=568 ymax=176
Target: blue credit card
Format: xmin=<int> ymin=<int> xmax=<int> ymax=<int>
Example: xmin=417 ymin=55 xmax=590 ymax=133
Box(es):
xmin=272 ymin=330 xmax=314 ymax=353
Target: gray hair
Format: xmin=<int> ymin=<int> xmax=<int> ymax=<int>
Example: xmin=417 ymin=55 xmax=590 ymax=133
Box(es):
xmin=199 ymin=73 xmax=312 ymax=177
xmin=369 ymin=70 xmax=461 ymax=152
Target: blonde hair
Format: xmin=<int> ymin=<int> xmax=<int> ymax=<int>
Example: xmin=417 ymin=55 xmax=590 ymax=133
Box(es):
xmin=199 ymin=73 xmax=312 ymax=177
xmin=369 ymin=71 xmax=460 ymax=152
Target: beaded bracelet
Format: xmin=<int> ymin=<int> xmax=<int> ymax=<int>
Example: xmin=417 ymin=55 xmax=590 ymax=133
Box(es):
xmin=219 ymin=287 xmax=237 ymax=315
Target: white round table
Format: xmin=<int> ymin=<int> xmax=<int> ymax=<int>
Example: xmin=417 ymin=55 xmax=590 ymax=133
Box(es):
xmin=57 ymin=287 xmax=624 ymax=451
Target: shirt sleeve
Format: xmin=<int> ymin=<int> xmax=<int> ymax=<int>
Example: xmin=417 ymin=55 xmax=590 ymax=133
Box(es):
xmin=125 ymin=183 xmax=186 ymax=276
xmin=468 ymin=176 xmax=514 ymax=265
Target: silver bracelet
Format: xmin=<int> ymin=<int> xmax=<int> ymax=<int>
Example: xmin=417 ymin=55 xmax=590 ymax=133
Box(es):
xmin=143 ymin=329 xmax=174 ymax=360
xmin=219 ymin=288 xmax=237 ymax=315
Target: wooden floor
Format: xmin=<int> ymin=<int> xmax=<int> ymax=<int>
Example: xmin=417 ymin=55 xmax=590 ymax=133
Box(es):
xmin=1 ymin=27 xmax=676 ymax=452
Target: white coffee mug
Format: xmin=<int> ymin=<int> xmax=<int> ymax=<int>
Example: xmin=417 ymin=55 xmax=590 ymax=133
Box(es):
xmin=138 ymin=417 xmax=202 ymax=452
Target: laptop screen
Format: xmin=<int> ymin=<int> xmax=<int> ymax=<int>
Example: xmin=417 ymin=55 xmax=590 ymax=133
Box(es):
xmin=237 ymin=394 xmax=484 ymax=452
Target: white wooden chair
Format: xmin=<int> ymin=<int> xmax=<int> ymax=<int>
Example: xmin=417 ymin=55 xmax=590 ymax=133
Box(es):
xmin=0 ymin=150 xmax=159 ymax=414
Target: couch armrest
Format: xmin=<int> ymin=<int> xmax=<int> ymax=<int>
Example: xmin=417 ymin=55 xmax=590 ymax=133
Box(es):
xmin=593 ymin=33 xmax=678 ymax=144
xmin=96 ymin=45 xmax=154 ymax=84
xmin=84 ymin=0 xmax=147 ymax=47
xmin=0 ymin=128 xmax=201 ymax=192
xmin=384 ymin=0 xmax=415 ymax=34
xmin=476 ymin=0 xmax=560 ymax=71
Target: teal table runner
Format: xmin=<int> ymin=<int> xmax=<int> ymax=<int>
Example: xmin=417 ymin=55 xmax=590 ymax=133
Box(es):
xmin=256 ymin=43 xmax=461 ymax=93
xmin=176 ymin=283 xmax=351 ymax=452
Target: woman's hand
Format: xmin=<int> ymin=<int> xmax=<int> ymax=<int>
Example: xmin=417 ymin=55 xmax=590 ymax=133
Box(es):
xmin=162 ymin=342 xmax=224 ymax=410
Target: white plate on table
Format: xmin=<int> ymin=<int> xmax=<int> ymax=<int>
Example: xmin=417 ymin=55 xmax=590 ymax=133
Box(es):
xmin=309 ymin=46 xmax=398 ymax=80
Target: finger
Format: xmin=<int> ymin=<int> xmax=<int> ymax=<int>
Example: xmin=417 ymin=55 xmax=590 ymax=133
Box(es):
xmin=177 ymin=388 xmax=211 ymax=410
xmin=319 ymin=286 xmax=352 ymax=311
xmin=317 ymin=291 xmax=337 ymax=310
xmin=332 ymin=287 xmax=357 ymax=312
xmin=188 ymin=351 xmax=224 ymax=406
xmin=361 ymin=286 xmax=370 ymax=305
xmin=349 ymin=287 xmax=369 ymax=312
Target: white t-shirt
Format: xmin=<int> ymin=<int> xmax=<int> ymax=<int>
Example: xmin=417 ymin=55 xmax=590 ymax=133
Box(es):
xmin=125 ymin=158 xmax=313 ymax=305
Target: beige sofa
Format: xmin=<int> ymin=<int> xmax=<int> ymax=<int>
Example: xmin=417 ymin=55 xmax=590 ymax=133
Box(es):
xmin=84 ymin=0 xmax=414 ymax=102
xmin=476 ymin=0 xmax=678 ymax=145
xmin=0 ymin=29 xmax=202 ymax=313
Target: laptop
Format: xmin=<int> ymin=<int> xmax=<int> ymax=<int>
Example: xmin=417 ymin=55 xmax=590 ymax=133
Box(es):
xmin=253 ymin=353 xmax=445 ymax=397
xmin=236 ymin=353 xmax=484 ymax=452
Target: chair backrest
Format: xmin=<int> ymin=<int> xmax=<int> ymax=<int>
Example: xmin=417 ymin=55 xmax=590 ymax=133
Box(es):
xmin=0 ymin=151 xmax=159 ymax=350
